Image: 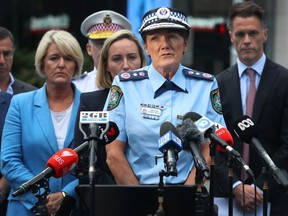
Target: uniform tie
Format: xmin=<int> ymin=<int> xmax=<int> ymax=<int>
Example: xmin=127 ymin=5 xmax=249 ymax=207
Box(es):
xmin=242 ymin=68 xmax=256 ymax=180
xmin=154 ymin=80 xmax=187 ymax=98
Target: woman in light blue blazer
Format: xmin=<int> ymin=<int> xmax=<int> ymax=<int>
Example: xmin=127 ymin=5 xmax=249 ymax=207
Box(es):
xmin=1 ymin=30 xmax=84 ymax=216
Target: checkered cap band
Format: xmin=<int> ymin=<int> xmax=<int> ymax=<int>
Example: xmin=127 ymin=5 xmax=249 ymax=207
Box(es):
xmin=139 ymin=7 xmax=190 ymax=34
xmin=87 ymin=23 xmax=124 ymax=39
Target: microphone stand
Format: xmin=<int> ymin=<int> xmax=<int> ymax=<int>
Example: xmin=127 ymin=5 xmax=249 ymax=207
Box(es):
xmin=209 ymin=141 xmax=218 ymax=216
xmin=155 ymin=170 xmax=166 ymax=216
xmin=262 ymin=167 xmax=269 ymax=216
xmin=194 ymin=169 xmax=209 ymax=216
xmin=154 ymin=150 xmax=179 ymax=216
xmin=32 ymin=178 xmax=50 ymax=216
xmin=227 ymin=156 xmax=233 ymax=216
xmin=88 ymin=123 xmax=99 ymax=216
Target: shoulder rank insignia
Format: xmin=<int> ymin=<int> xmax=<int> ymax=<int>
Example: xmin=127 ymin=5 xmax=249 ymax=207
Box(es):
xmin=119 ymin=70 xmax=148 ymax=82
xmin=182 ymin=69 xmax=214 ymax=81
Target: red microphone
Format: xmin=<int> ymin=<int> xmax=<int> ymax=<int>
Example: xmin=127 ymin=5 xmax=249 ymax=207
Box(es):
xmin=12 ymin=148 xmax=78 ymax=197
xmin=215 ymin=127 xmax=234 ymax=153
xmin=46 ymin=148 xmax=79 ymax=178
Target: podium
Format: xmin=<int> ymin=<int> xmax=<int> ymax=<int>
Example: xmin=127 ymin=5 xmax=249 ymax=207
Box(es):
xmin=76 ymin=184 xmax=209 ymax=216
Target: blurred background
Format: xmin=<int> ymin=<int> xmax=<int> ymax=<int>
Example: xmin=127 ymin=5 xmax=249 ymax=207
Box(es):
xmin=1 ymin=0 xmax=286 ymax=87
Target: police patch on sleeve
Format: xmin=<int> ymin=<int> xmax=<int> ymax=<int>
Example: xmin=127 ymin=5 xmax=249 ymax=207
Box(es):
xmin=107 ymin=85 xmax=123 ymax=111
xmin=182 ymin=69 xmax=214 ymax=81
xmin=210 ymin=89 xmax=222 ymax=114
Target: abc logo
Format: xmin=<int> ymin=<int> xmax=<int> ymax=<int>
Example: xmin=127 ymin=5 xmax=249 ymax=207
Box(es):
xmin=237 ymin=118 xmax=254 ymax=130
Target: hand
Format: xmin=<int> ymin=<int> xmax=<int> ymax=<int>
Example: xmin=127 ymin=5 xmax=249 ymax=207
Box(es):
xmin=0 ymin=176 xmax=10 ymax=204
xmin=0 ymin=191 xmax=6 ymax=204
xmin=46 ymin=192 xmax=65 ymax=215
xmin=233 ymin=184 xmax=263 ymax=212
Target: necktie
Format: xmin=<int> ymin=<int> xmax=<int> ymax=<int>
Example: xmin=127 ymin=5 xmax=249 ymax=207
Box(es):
xmin=242 ymin=68 xmax=256 ymax=180
xmin=154 ymin=80 xmax=187 ymax=98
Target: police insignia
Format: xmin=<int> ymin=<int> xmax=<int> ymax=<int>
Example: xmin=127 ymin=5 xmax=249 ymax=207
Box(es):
xmin=119 ymin=70 xmax=148 ymax=81
xmin=182 ymin=69 xmax=214 ymax=81
xmin=210 ymin=89 xmax=222 ymax=114
xmin=103 ymin=15 xmax=112 ymax=26
xmin=107 ymin=85 xmax=123 ymax=111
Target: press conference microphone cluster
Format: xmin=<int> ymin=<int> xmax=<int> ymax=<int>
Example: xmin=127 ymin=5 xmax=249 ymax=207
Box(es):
xmin=12 ymin=148 xmax=78 ymax=197
xmin=158 ymin=121 xmax=183 ymax=176
xmin=233 ymin=115 xmax=288 ymax=189
xmin=179 ymin=112 xmax=254 ymax=179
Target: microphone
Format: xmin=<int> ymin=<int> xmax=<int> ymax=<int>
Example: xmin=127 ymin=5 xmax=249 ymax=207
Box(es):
xmin=233 ymin=115 xmax=288 ymax=188
xmin=176 ymin=117 xmax=210 ymax=179
xmin=215 ymin=127 xmax=234 ymax=152
xmin=12 ymin=148 xmax=78 ymax=197
xmin=215 ymin=126 xmax=254 ymax=178
xmin=207 ymin=127 xmax=241 ymax=158
xmin=99 ymin=121 xmax=119 ymax=145
xmin=159 ymin=121 xmax=182 ymax=176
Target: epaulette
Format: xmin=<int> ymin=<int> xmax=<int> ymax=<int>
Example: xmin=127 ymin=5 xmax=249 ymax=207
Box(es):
xmin=182 ymin=69 xmax=214 ymax=81
xmin=119 ymin=70 xmax=148 ymax=82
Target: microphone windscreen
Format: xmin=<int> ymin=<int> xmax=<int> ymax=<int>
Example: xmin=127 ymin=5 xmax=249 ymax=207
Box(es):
xmin=176 ymin=118 xmax=202 ymax=150
xmin=232 ymin=115 xmax=257 ymax=143
xmin=46 ymin=148 xmax=78 ymax=178
xmin=215 ymin=127 xmax=234 ymax=152
xmin=160 ymin=121 xmax=179 ymax=136
xmin=184 ymin=112 xmax=202 ymax=121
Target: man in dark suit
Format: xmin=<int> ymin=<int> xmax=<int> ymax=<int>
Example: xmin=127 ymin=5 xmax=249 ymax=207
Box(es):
xmin=215 ymin=2 xmax=288 ymax=215
xmin=0 ymin=26 xmax=37 ymax=215
xmin=0 ymin=26 xmax=36 ymax=94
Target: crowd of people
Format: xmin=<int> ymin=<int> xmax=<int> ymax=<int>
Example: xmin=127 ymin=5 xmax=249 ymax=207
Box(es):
xmin=0 ymin=1 xmax=288 ymax=216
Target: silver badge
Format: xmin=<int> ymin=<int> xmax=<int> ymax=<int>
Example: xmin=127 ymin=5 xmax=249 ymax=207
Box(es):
xmin=156 ymin=7 xmax=170 ymax=19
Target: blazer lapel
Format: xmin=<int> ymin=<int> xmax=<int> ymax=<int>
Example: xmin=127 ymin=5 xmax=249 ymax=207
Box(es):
xmin=34 ymin=84 xmax=58 ymax=153
xmin=63 ymin=86 xmax=81 ymax=149
xmin=225 ymin=66 xmax=243 ymax=118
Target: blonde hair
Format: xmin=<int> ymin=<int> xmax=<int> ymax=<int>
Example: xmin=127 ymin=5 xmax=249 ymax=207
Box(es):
xmin=35 ymin=30 xmax=84 ymax=78
xmin=97 ymin=29 xmax=146 ymax=89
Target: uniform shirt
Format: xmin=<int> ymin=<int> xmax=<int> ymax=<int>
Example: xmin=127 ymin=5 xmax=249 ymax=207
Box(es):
xmin=104 ymin=64 xmax=225 ymax=184
xmin=72 ymin=68 xmax=99 ymax=93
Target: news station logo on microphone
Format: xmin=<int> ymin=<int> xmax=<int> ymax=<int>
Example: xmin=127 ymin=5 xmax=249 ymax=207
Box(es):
xmin=80 ymin=111 xmax=109 ymax=124
xmin=194 ymin=116 xmax=214 ymax=133
xmin=46 ymin=148 xmax=78 ymax=178
xmin=158 ymin=130 xmax=182 ymax=152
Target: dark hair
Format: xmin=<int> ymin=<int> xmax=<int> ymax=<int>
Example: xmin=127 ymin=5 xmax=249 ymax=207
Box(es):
xmin=227 ymin=1 xmax=266 ymax=30
xmin=0 ymin=26 xmax=15 ymax=47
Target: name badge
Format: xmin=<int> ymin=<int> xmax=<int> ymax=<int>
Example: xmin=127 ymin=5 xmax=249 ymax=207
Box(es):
xmin=140 ymin=103 xmax=163 ymax=120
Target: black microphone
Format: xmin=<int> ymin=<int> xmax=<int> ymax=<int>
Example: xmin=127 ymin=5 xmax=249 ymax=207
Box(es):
xmin=98 ymin=121 xmax=119 ymax=145
xmin=176 ymin=118 xmax=210 ymax=179
xmin=159 ymin=121 xmax=183 ymax=176
xmin=233 ymin=115 xmax=288 ymax=188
